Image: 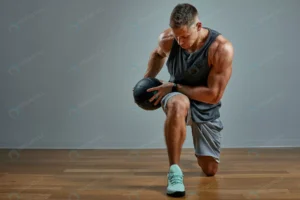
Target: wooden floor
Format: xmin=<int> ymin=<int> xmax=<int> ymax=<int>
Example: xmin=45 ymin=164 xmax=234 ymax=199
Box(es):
xmin=0 ymin=148 xmax=300 ymax=200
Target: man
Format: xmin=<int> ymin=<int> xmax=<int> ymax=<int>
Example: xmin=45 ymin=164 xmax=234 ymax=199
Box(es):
xmin=144 ymin=3 xmax=233 ymax=198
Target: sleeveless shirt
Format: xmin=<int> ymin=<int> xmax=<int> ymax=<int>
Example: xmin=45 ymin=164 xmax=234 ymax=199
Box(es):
xmin=166 ymin=27 xmax=222 ymax=123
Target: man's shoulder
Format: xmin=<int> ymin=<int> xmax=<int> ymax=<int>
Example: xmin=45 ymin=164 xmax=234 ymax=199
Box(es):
xmin=158 ymin=28 xmax=175 ymax=55
xmin=209 ymin=34 xmax=233 ymax=59
xmin=207 ymin=31 xmax=233 ymax=67
xmin=212 ymin=33 xmax=232 ymax=50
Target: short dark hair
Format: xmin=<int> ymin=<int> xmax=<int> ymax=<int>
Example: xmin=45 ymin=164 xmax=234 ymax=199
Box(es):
xmin=169 ymin=3 xmax=198 ymax=29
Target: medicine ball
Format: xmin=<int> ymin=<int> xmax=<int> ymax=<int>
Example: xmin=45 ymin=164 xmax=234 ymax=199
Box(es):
xmin=133 ymin=77 xmax=162 ymax=110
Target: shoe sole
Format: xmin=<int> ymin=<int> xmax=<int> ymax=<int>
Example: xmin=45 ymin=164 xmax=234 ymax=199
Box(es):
xmin=167 ymin=191 xmax=185 ymax=197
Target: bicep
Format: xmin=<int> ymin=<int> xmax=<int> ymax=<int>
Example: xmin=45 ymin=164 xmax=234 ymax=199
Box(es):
xmin=208 ymin=42 xmax=234 ymax=102
xmin=155 ymin=45 xmax=167 ymax=58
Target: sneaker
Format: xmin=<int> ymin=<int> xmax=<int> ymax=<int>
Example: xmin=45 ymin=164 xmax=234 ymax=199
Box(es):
xmin=166 ymin=164 xmax=185 ymax=197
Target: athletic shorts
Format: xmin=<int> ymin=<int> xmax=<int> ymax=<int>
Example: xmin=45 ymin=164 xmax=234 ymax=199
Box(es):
xmin=161 ymin=92 xmax=224 ymax=163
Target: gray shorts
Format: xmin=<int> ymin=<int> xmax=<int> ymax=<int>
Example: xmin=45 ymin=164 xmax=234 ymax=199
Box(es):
xmin=161 ymin=92 xmax=223 ymax=163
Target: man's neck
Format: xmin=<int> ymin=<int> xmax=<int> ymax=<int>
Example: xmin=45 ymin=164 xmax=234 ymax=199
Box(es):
xmin=186 ymin=28 xmax=209 ymax=53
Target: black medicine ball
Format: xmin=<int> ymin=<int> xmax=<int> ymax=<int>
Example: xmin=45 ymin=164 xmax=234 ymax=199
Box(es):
xmin=133 ymin=77 xmax=163 ymax=110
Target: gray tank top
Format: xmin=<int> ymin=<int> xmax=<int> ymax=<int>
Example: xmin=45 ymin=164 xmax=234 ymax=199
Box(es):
xmin=166 ymin=27 xmax=221 ymax=123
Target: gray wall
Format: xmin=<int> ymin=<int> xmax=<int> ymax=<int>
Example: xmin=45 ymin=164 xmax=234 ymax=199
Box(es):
xmin=1 ymin=0 xmax=299 ymax=150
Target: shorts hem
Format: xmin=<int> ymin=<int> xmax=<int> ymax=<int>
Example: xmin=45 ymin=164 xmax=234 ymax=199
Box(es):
xmin=194 ymin=153 xmax=220 ymax=163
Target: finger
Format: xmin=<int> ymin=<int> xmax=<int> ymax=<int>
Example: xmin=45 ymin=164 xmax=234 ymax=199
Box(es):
xmin=154 ymin=95 xmax=162 ymax=106
xmin=149 ymin=93 xmax=156 ymax=102
xmin=147 ymin=87 xmax=158 ymax=92
xmin=149 ymin=92 xmax=160 ymax=103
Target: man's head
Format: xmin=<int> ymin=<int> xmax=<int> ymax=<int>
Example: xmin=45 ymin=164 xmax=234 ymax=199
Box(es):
xmin=169 ymin=3 xmax=202 ymax=49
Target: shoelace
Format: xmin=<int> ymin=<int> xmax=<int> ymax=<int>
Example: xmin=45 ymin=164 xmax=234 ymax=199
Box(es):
xmin=169 ymin=174 xmax=183 ymax=185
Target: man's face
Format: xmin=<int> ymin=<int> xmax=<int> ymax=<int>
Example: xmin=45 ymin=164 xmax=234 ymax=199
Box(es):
xmin=171 ymin=23 xmax=200 ymax=49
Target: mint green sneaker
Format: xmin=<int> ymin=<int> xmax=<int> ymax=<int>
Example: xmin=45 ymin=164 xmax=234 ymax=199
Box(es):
xmin=166 ymin=164 xmax=185 ymax=197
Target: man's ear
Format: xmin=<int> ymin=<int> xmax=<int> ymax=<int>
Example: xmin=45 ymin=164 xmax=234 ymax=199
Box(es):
xmin=196 ymin=21 xmax=202 ymax=31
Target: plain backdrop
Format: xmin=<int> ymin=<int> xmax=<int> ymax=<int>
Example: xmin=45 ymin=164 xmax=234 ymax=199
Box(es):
xmin=1 ymin=0 xmax=299 ymax=150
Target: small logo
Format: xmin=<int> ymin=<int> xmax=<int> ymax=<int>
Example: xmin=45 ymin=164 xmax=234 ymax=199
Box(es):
xmin=8 ymin=108 xmax=20 ymax=119
xmin=8 ymin=192 xmax=20 ymax=200
xmin=68 ymin=192 xmax=80 ymax=200
xmin=8 ymin=150 xmax=20 ymax=161
xmin=68 ymin=150 xmax=80 ymax=160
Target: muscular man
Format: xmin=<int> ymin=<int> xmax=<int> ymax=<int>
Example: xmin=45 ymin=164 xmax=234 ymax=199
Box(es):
xmin=144 ymin=3 xmax=234 ymax=197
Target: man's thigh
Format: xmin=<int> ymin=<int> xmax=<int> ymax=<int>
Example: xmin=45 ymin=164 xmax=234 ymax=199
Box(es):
xmin=191 ymin=118 xmax=224 ymax=163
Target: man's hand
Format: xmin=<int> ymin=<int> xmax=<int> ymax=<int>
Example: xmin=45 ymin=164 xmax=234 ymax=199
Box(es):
xmin=147 ymin=80 xmax=173 ymax=106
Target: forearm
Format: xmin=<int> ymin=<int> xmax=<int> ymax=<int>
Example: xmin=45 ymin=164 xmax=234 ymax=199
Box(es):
xmin=176 ymin=84 xmax=217 ymax=104
xmin=143 ymin=51 xmax=166 ymax=78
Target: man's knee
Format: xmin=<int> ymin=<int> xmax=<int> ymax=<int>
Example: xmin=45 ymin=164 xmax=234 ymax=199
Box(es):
xmin=196 ymin=155 xmax=219 ymax=176
xmin=202 ymin=165 xmax=218 ymax=176
xmin=166 ymin=94 xmax=190 ymax=116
